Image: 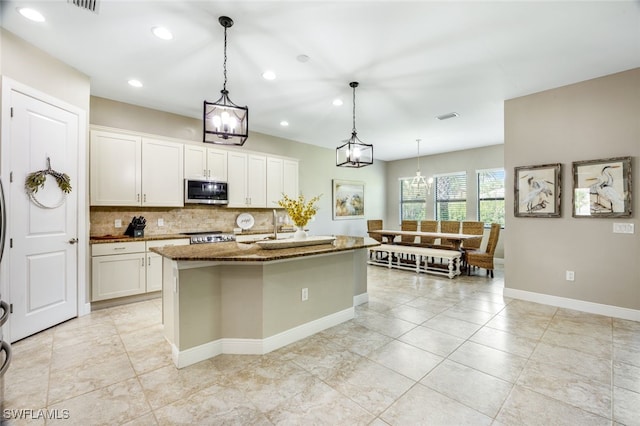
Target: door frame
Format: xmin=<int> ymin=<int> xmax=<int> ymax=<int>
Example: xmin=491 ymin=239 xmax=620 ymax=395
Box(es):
xmin=0 ymin=77 xmax=89 ymax=342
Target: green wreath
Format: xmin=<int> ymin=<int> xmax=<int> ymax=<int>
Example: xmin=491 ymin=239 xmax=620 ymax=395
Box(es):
xmin=25 ymin=169 xmax=72 ymax=194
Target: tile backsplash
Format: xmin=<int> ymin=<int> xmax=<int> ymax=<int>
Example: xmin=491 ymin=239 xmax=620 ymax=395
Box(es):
xmin=90 ymin=206 xmax=291 ymax=237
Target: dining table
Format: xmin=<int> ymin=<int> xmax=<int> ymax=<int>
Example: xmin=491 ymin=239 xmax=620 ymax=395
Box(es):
xmin=375 ymin=229 xmax=481 ymax=251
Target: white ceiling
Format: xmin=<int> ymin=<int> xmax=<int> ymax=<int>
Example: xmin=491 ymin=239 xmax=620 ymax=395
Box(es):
xmin=2 ymin=1 xmax=639 ymax=161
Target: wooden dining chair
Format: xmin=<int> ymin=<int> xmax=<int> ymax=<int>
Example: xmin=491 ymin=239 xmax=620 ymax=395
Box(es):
xmin=460 ymin=221 xmax=484 ymax=268
xmin=418 ymin=220 xmax=438 ymax=247
xmin=438 ymin=220 xmax=461 ymax=248
xmin=467 ymin=223 xmax=501 ymax=277
xmin=399 ymin=220 xmax=418 ymax=246
xmin=366 ymin=219 xmax=385 ymax=243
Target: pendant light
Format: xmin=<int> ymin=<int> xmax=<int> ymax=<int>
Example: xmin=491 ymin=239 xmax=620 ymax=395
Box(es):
xmin=336 ymin=82 xmax=373 ymax=167
xmin=203 ymin=16 xmax=248 ymax=146
xmin=411 ymin=139 xmax=433 ymax=193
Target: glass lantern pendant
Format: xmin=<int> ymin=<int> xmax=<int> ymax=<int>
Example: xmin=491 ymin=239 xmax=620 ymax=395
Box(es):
xmin=336 ymin=82 xmax=373 ymax=167
xmin=203 ymin=16 xmax=249 ymax=146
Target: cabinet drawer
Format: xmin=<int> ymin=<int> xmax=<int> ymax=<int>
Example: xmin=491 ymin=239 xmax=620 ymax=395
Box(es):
xmin=92 ymin=241 xmax=146 ymax=256
xmin=145 ymin=239 xmax=189 ymax=250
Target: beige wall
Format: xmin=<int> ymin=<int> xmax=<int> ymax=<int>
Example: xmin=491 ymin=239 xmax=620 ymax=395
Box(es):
xmin=386 ymin=144 xmax=505 ymax=258
xmin=1 ymin=29 xmax=90 ymax=113
xmin=504 ymin=68 xmax=640 ymax=310
xmin=90 ymin=96 xmax=387 ymax=237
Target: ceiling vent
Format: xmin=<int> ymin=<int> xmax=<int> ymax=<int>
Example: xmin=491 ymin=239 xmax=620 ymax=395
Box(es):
xmin=68 ymin=0 xmax=100 ymax=13
xmin=435 ymin=112 xmax=459 ymax=121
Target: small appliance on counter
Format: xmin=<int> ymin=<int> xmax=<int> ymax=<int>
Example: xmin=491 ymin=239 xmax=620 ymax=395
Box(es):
xmin=125 ymin=216 xmax=146 ymax=238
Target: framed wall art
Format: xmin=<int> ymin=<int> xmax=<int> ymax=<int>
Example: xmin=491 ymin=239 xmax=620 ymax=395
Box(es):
xmin=572 ymin=156 xmax=632 ymax=218
xmin=514 ymin=163 xmax=562 ymax=217
xmin=332 ymin=179 xmax=365 ymax=220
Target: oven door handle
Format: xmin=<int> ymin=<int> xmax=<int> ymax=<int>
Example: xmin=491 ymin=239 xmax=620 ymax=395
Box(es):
xmin=0 ymin=300 xmax=8 ymax=328
xmin=0 ymin=340 xmax=11 ymax=376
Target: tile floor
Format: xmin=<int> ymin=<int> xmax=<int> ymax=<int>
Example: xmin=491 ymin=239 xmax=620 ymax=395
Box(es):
xmin=4 ymin=265 xmax=640 ymax=425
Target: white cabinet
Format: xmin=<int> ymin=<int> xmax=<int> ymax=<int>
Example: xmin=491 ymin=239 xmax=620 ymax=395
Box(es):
xmin=90 ymin=130 xmax=141 ymax=206
xmin=283 ymin=159 xmax=299 ymax=199
xmin=184 ymin=145 xmax=228 ymax=181
xmin=145 ymin=239 xmax=190 ymax=292
xmin=90 ymin=130 xmax=184 ymax=207
xmin=91 ymin=238 xmax=189 ymax=301
xmin=227 ymin=152 xmax=267 ymax=207
xmin=91 ymin=242 xmax=146 ymax=301
xmin=267 ymin=157 xmax=299 ymax=206
xmin=142 ymin=138 xmax=185 ymax=206
xmin=229 ymin=152 xmax=297 ymax=208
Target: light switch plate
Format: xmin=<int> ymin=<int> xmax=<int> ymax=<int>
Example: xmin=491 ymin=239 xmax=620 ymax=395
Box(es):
xmin=158 ymin=218 xmax=164 ymax=227
xmin=613 ymin=223 xmax=634 ymax=234
xmin=114 ymin=219 xmax=122 ymax=228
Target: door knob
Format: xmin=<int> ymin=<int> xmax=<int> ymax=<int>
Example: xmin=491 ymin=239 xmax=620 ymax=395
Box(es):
xmin=68 ymin=238 xmax=78 ymax=244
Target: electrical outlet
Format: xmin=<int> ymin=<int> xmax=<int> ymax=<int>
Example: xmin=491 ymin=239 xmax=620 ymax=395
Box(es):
xmin=158 ymin=218 xmax=164 ymax=227
xmin=301 ymin=288 xmax=308 ymax=301
xmin=613 ymin=223 xmax=634 ymax=234
xmin=566 ymin=271 xmax=575 ymax=281
xmin=114 ymin=219 xmax=122 ymax=228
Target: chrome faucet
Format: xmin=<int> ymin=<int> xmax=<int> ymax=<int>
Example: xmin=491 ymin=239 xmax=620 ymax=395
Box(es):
xmin=273 ymin=209 xmax=278 ymax=240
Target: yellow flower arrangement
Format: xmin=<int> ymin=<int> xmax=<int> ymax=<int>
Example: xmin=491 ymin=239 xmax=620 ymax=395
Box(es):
xmin=278 ymin=193 xmax=322 ymax=228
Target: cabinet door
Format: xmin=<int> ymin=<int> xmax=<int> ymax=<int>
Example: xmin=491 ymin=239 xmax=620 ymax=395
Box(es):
xmin=266 ymin=156 xmax=284 ymax=207
xmin=227 ymin=151 xmax=248 ymax=207
xmin=146 ymin=252 xmax=163 ymax=292
xmin=91 ymin=253 xmax=146 ymax=301
xmin=207 ymin=148 xmax=228 ymax=181
xmin=142 ymin=138 xmax=184 ymax=207
xmin=247 ymin=154 xmax=267 ymax=207
xmin=283 ymin=159 xmax=299 ymax=199
xmin=90 ymin=130 xmax=141 ymax=206
xmin=184 ymin=145 xmax=207 ymax=179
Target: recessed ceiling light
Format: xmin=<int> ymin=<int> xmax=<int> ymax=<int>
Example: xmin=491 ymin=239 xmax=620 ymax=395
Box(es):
xmin=435 ymin=112 xmax=459 ymax=120
xmin=262 ymin=70 xmax=276 ymax=81
xmin=280 ymin=121 xmax=289 ymax=127
xmin=332 ymin=99 xmax=343 ymax=107
xmin=128 ymin=79 xmax=143 ymax=88
xmin=296 ymin=54 xmax=310 ymax=63
xmin=17 ymin=7 xmax=45 ymax=22
xmin=151 ymin=26 xmax=173 ymax=40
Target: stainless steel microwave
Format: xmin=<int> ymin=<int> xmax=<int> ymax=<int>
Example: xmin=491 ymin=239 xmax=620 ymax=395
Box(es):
xmin=184 ymin=179 xmax=228 ymax=205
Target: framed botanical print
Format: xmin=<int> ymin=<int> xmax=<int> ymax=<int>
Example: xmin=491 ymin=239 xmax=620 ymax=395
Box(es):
xmin=572 ymin=156 xmax=632 ymax=218
xmin=514 ymin=163 xmax=562 ymax=217
xmin=332 ymin=179 xmax=365 ymax=220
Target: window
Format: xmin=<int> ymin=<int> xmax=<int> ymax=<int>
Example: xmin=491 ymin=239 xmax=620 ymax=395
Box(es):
xmin=435 ymin=172 xmax=467 ymax=220
xmin=477 ymin=168 xmax=505 ymax=227
xmin=399 ymin=178 xmax=427 ymax=220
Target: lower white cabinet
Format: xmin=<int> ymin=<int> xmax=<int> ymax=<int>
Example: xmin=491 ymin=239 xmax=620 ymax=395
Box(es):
xmin=91 ymin=238 xmax=189 ymax=301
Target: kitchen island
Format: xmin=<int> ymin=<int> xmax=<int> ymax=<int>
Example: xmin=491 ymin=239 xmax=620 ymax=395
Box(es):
xmin=151 ymin=235 xmax=379 ymax=368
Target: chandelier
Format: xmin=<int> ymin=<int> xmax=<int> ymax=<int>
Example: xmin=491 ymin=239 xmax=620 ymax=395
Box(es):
xmin=336 ymin=82 xmax=373 ymax=167
xmin=411 ymin=139 xmax=433 ymax=193
xmin=203 ymin=16 xmax=248 ymax=146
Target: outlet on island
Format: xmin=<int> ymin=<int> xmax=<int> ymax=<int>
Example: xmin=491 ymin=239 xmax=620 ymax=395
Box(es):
xmin=301 ymin=287 xmax=308 ymax=301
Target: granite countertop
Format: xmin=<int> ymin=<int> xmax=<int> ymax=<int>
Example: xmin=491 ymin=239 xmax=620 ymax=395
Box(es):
xmin=149 ymin=235 xmax=380 ymax=262
xmin=89 ymin=234 xmax=190 ymax=244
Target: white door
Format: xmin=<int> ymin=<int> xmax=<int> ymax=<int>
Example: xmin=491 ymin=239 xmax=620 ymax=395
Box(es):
xmin=8 ymin=90 xmax=79 ymax=341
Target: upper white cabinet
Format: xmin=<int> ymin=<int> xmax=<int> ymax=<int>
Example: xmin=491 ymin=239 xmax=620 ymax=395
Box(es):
xmin=283 ymin=159 xmax=299 ymax=199
xmin=142 ymin=138 xmax=184 ymax=206
xmin=90 ymin=130 xmax=142 ymax=206
xmin=227 ymin=152 xmax=267 ymax=207
xmin=184 ymin=145 xmax=228 ymax=181
xmin=90 ymin=130 xmax=184 ymax=206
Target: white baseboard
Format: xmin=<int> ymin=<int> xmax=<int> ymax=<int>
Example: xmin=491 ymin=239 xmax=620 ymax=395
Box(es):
xmin=172 ymin=307 xmax=355 ymax=368
xmin=503 ymin=288 xmax=640 ymax=322
xmin=353 ymin=292 xmax=369 ymax=306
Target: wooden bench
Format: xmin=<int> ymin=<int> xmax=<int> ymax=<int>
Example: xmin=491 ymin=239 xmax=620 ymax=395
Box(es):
xmin=367 ymin=244 xmax=462 ymax=279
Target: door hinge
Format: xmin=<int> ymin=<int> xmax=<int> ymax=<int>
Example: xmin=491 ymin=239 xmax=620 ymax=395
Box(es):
xmin=9 ymin=172 xmax=13 ymax=183
xmin=9 ymin=304 xmax=13 ymax=314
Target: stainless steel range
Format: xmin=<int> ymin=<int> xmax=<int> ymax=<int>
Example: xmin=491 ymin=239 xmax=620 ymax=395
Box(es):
xmin=184 ymin=231 xmax=235 ymax=244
